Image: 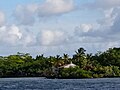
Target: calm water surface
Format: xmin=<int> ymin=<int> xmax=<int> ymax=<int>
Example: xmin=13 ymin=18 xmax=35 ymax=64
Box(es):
xmin=0 ymin=78 xmax=120 ymax=90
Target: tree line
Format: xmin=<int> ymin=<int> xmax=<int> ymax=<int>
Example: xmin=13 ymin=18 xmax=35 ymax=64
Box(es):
xmin=0 ymin=47 xmax=120 ymax=78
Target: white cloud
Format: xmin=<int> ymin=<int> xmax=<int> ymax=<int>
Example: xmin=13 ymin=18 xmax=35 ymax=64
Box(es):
xmin=20 ymin=30 xmax=36 ymax=47
xmin=96 ymin=7 xmax=120 ymax=35
xmin=110 ymin=8 xmax=120 ymax=33
xmin=2 ymin=0 xmax=120 ymax=56
xmin=37 ymin=0 xmax=74 ymax=17
xmin=77 ymin=0 xmax=120 ymax=46
xmin=34 ymin=0 xmax=120 ymax=53
xmin=0 ymin=25 xmax=22 ymax=45
xmin=14 ymin=4 xmax=38 ymax=25
xmin=74 ymin=24 xmax=93 ymax=36
xmin=0 ymin=11 xmax=5 ymax=26
xmin=98 ymin=8 xmax=115 ymax=27
xmin=0 ymin=25 xmax=35 ymax=46
xmin=87 ymin=0 xmax=120 ymax=9
xmin=14 ymin=0 xmax=75 ymax=25
xmin=72 ymin=7 xmax=120 ymax=47
xmin=37 ymin=30 xmax=66 ymax=46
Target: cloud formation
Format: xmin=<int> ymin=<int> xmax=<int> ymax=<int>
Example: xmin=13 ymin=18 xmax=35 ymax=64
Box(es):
xmin=14 ymin=0 xmax=74 ymax=25
xmin=87 ymin=0 xmax=120 ymax=9
xmin=1 ymin=0 xmax=120 ymax=56
xmin=0 ymin=25 xmax=35 ymax=47
xmin=0 ymin=25 xmax=22 ymax=46
xmin=14 ymin=4 xmax=37 ymax=25
xmin=74 ymin=24 xmax=93 ymax=36
xmin=37 ymin=0 xmax=74 ymax=17
xmin=0 ymin=11 xmax=5 ymax=26
xmin=37 ymin=30 xmax=67 ymax=46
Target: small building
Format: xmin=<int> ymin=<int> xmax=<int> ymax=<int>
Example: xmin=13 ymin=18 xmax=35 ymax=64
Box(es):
xmin=49 ymin=62 xmax=77 ymax=78
xmin=60 ymin=62 xmax=76 ymax=68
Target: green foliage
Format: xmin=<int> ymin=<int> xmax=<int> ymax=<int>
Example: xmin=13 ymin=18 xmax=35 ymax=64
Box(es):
xmin=0 ymin=47 xmax=120 ymax=78
xmin=96 ymin=48 xmax=120 ymax=66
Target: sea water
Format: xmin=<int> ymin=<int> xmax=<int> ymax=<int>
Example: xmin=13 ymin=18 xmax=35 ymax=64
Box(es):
xmin=0 ymin=78 xmax=120 ymax=90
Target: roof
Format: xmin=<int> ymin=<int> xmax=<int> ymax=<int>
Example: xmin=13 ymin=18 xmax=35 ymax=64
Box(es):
xmin=61 ymin=62 xmax=76 ymax=68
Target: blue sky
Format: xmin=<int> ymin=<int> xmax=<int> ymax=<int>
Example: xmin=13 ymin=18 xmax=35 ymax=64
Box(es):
xmin=0 ymin=0 xmax=120 ymax=56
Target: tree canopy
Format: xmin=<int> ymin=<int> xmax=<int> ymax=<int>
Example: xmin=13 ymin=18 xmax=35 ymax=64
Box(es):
xmin=0 ymin=47 xmax=120 ymax=78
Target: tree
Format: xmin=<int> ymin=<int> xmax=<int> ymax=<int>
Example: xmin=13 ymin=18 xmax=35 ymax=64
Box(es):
xmin=63 ymin=54 xmax=69 ymax=64
xmin=73 ymin=48 xmax=87 ymax=68
xmin=97 ymin=47 xmax=120 ymax=67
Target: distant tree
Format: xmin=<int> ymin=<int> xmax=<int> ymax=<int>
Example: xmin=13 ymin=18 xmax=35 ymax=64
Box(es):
xmin=97 ymin=47 xmax=120 ymax=67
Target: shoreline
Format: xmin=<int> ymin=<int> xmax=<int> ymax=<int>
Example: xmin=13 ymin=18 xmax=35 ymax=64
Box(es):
xmin=0 ymin=76 xmax=120 ymax=79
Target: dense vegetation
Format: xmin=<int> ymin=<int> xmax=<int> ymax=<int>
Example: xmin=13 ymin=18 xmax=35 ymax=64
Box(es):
xmin=1 ymin=47 xmax=120 ymax=78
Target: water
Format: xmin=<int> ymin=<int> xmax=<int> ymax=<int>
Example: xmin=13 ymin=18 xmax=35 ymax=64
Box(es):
xmin=0 ymin=78 xmax=120 ymax=90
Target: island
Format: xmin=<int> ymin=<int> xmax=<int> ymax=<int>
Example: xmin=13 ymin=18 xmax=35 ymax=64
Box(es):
xmin=0 ymin=47 xmax=120 ymax=79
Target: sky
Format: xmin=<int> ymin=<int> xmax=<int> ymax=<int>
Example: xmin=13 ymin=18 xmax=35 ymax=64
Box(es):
xmin=0 ymin=0 xmax=120 ymax=56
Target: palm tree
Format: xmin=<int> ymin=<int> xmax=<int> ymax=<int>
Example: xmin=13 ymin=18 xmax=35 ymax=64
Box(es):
xmin=75 ymin=48 xmax=86 ymax=56
xmin=73 ymin=48 xmax=87 ymax=68
xmin=63 ymin=54 xmax=69 ymax=64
